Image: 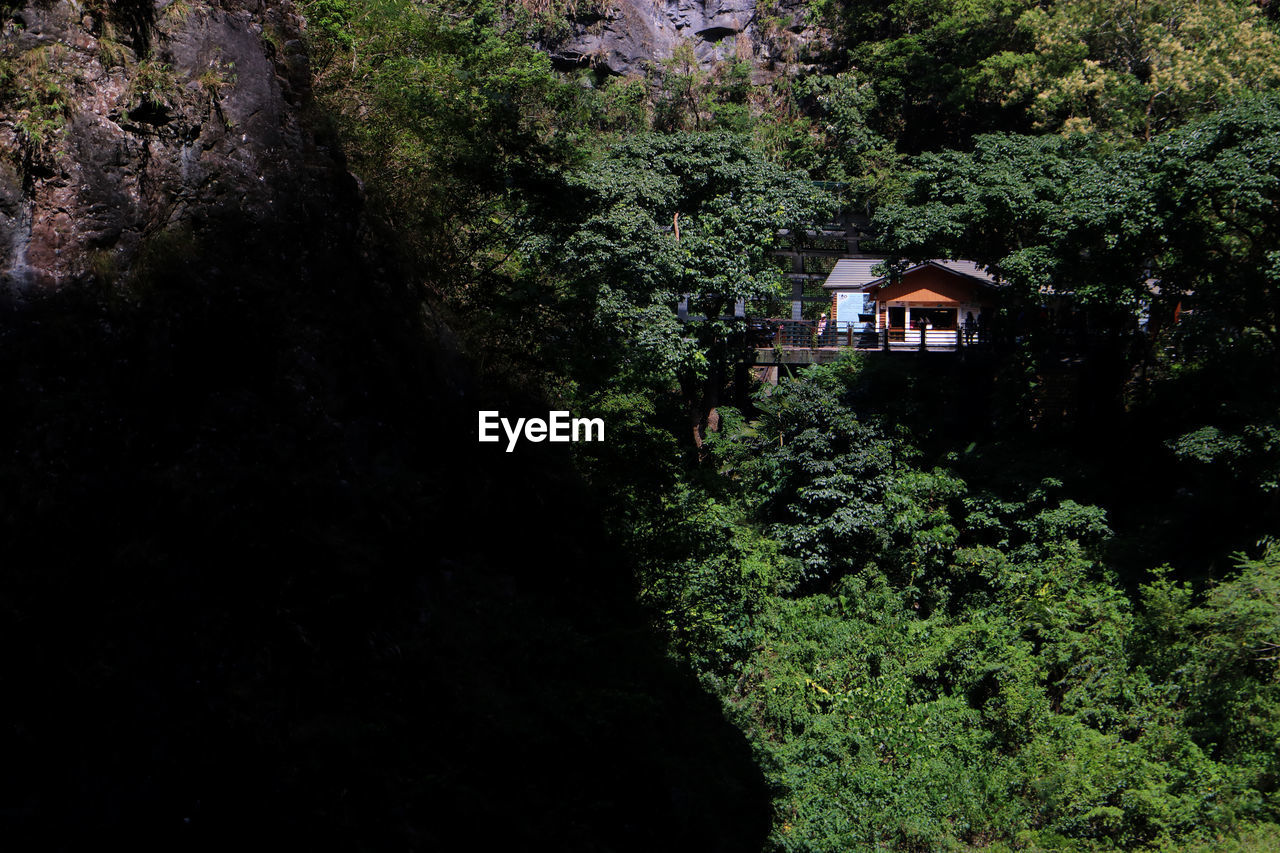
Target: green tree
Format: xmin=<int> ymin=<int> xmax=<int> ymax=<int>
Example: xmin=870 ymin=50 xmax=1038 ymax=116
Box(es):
xmin=1139 ymin=543 xmax=1280 ymax=811
xmin=870 ymin=132 xmax=1103 ymax=290
xmin=653 ymin=40 xmax=713 ymax=132
xmin=873 ymin=96 xmax=1280 ymax=348
xmin=1043 ymin=96 xmax=1280 ymax=352
xmin=816 ymin=0 xmax=1038 ymax=150
xmin=796 ymin=71 xmax=904 ymax=205
xmin=989 ymin=0 xmax=1280 ymax=139
xmin=556 ymin=131 xmax=831 ymax=448
xmin=301 ymin=0 xmax=592 ymax=383
xmin=723 ymin=358 xmax=901 ymax=584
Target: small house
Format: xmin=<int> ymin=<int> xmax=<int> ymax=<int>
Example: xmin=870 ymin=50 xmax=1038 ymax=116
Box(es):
xmin=823 ymin=258 xmax=999 ymax=347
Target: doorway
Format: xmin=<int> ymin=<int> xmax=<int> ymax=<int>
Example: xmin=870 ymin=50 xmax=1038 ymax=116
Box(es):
xmin=887 ymin=306 xmax=906 ymax=341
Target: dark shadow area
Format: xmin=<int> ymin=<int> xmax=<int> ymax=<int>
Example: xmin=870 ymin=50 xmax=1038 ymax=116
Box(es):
xmin=97 ymin=0 xmax=155 ymax=56
xmin=0 ymin=212 xmax=771 ymax=850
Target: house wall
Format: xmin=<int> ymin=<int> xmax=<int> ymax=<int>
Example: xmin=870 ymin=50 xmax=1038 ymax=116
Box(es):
xmin=876 ymin=266 xmax=985 ymax=304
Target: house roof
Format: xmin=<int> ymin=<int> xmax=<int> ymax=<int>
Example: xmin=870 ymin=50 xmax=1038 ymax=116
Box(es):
xmin=822 ymin=258 xmax=998 ymax=291
xmin=821 ymin=258 xmax=886 ymax=290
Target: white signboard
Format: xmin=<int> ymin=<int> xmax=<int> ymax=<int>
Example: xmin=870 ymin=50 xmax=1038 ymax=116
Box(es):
xmin=834 ymin=292 xmax=872 ymax=329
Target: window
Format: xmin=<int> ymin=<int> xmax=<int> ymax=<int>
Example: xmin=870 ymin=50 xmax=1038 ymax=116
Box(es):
xmin=913 ymin=307 xmax=957 ymax=329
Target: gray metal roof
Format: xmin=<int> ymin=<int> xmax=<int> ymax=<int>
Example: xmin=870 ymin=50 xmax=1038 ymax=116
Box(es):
xmin=822 ymin=257 xmax=998 ymax=290
xmin=932 ymin=259 xmax=997 ymax=284
xmin=821 ymin=258 xmax=889 ymax=290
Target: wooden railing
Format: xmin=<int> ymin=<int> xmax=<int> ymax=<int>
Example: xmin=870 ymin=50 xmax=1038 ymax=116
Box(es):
xmin=748 ymin=317 xmax=1132 ymax=360
xmin=753 ymin=320 xmax=980 ymax=351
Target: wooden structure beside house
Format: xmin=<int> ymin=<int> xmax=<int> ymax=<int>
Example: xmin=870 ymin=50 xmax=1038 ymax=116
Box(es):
xmin=773 ymin=208 xmax=871 ymax=321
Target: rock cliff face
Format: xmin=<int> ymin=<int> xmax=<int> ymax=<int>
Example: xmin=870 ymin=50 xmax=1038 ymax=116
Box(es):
xmin=547 ymin=0 xmax=823 ymax=78
xmin=0 ymin=0 xmax=355 ymax=290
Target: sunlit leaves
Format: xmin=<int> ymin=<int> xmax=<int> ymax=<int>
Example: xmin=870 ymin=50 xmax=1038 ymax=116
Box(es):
xmin=994 ymin=0 xmax=1280 ymax=138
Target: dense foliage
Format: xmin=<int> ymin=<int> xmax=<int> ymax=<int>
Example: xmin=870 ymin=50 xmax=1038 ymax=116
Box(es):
xmin=680 ymin=359 xmax=1280 ymax=850
xmin=552 ymin=132 xmax=832 ymax=444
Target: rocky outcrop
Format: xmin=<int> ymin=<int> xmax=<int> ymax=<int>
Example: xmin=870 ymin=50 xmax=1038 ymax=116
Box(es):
xmin=0 ymin=0 xmax=355 ymax=290
xmin=548 ymin=0 xmax=822 ymax=78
